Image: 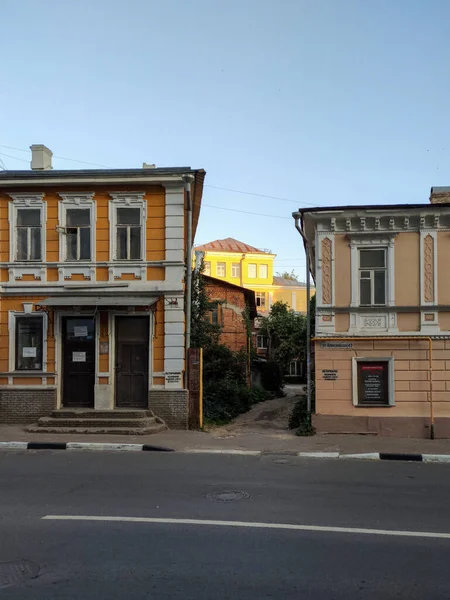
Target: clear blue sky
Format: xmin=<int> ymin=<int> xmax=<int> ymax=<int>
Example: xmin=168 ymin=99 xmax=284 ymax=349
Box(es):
xmin=2 ymin=0 xmax=450 ymax=279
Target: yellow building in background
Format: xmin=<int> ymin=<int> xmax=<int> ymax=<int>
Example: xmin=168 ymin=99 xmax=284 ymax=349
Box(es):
xmin=194 ymin=238 xmax=314 ymax=316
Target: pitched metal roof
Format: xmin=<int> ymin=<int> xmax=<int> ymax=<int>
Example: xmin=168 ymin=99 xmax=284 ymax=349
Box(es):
xmin=0 ymin=167 xmax=194 ymax=179
xmin=272 ymin=276 xmax=306 ymax=287
xmin=195 ymin=238 xmax=268 ymax=254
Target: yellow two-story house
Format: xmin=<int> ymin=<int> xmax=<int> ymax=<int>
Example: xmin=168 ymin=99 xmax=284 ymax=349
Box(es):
xmin=0 ymin=144 xmax=205 ymax=430
xmin=194 ymin=237 xmax=313 ymax=316
xmin=194 ymin=238 xmax=314 ymax=367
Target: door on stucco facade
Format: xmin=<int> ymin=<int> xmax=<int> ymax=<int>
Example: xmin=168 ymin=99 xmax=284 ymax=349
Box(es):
xmin=62 ymin=316 xmax=95 ymax=408
xmin=115 ymin=316 xmax=149 ymax=408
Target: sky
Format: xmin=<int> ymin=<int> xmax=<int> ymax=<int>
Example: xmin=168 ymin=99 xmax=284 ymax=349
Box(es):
xmin=2 ymin=0 xmax=450 ymax=280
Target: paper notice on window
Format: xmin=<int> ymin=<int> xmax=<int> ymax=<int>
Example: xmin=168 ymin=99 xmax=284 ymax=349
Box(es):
xmin=22 ymin=347 xmax=37 ymax=358
xmin=72 ymin=351 xmax=86 ymax=362
xmin=73 ymin=325 xmax=88 ymax=337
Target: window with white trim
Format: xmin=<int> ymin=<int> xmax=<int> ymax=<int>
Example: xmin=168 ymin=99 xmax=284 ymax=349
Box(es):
xmin=231 ymin=263 xmax=240 ymax=278
xmin=255 ymin=292 xmax=266 ymax=307
xmin=248 ymin=263 xmax=257 ymax=278
xmin=16 ymin=209 xmax=42 ymax=261
xmin=58 ymin=194 xmax=95 ymax=263
xmin=359 ymin=248 xmax=386 ymax=306
xmin=116 ymin=208 xmax=141 ymax=260
xmin=15 ymin=315 xmax=44 ymax=371
xmin=259 ymin=264 xmax=268 ymax=279
xmin=257 ymin=335 xmax=267 ymax=349
xmin=204 ymin=261 xmax=211 ymax=276
xmin=109 ymin=194 xmax=146 ymax=261
xmin=9 ymin=195 xmax=46 ymax=263
xmin=216 ymin=262 xmax=226 ymax=277
xmin=66 ymin=209 xmax=91 ymax=260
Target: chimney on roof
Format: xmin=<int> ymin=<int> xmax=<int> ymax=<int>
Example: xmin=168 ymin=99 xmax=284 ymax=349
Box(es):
xmin=430 ymin=187 xmax=450 ymax=204
xmin=30 ymin=144 xmax=53 ymax=171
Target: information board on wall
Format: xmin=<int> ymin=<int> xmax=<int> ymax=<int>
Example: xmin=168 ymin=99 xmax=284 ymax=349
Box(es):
xmin=322 ymin=369 xmax=338 ymax=380
xmin=357 ymin=362 xmax=389 ymax=405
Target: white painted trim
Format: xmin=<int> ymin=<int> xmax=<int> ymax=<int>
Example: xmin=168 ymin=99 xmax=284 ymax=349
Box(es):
xmin=8 ymin=310 xmax=47 ymax=374
xmin=7 ymin=194 xmax=46 ymax=281
xmin=349 ymin=234 xmax=396 ymax=310
xmin=109 ymin=193 xmax=146 ymax=261
xmin=352 ymin=356 xmax=394 ymax=406
xmin=58 ymin=193 xmax=96 ymax=282
xmin=420 ymin=229 xmax=438 ymax=306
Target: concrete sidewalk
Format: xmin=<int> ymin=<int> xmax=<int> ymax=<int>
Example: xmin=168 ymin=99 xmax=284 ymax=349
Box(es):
xmin=2 ymin=424 xmax=450 ymax=455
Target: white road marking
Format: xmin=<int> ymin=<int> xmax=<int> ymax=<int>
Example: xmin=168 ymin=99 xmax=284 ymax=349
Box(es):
xmin=298 ymin=452 xmax=340 ymax=458
xmin=339 ymin=453 xmax=380 ymax=460
xmin=423 ymin=454 xmax=450 ymax=463
xmin=42 ymin=515 xmax=450 ymax=540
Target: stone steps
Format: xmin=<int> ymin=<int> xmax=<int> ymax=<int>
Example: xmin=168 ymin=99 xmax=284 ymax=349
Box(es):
xmin=35 ymin=417 xmax=161 ymax=429
xmin=26 ymin=408 xmax=167 ymax=435
xmin=25 ymin=424 xmax=167 ymax=435
xmin=49 ymin=409 xmax=153 ymax=419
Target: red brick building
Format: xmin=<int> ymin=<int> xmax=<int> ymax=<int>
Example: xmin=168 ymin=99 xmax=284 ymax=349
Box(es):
xmin=203 ymin=276 xmax=257 ymax=352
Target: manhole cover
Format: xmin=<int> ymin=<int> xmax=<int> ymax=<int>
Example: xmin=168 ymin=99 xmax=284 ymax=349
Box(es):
xmin=0 ymin=560 xmax=40 ymax=589
xmin=207 ymin=490 xmax=250 ymax=502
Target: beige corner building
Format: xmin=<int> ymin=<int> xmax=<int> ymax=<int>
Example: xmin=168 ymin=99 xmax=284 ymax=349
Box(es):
xmin=298 ymin=188 xmax=450 ymax=438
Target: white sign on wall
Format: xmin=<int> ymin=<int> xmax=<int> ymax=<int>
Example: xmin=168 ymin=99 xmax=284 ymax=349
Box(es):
xmin=74 ymin=325 xmax=88 ymax=337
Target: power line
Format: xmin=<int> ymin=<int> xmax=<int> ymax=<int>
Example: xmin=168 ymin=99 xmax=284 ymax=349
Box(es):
xmin=204 ymin=184 xmax=302 ymax=205
xmin=202 ymin=203 xmax=292 ymax=220
xmin=0 ymin=144 xmax=110 ymax=168
xmin=0 ymin=144 xmax=314 ymax=211
xmin=0 ymin=152 xmax=29 ymax=164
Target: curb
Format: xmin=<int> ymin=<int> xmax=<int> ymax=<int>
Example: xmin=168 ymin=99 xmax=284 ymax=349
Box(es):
xmin=1 ymin=442 xmax=450 ymax=462
xmin=299 ymin=452 xmax=450 ymax=463
xmin=0 ymin=441 xmax=175 ymax=452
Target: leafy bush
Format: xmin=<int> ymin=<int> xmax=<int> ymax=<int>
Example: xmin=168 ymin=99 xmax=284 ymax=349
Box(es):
xmin=203 ymin=375 xmax=251 ymax=423
xmin=259 ymin=360 xmax=284 ymax=394
xmin=248 ymin=386 xmax=271 ymax=405
xmin=289 ymin=396 xmax=315 ymax=436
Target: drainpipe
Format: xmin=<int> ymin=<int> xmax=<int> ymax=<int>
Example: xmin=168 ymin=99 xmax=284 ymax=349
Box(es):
xmin=183 ymin=175 xmax=195 ymax=354
xmin=294 ymin=214 xmax=312 ymax=413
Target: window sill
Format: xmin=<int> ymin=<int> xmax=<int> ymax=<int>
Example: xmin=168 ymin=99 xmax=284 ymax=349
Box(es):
xmin=0 ymin=372 xmax=56 ymax=377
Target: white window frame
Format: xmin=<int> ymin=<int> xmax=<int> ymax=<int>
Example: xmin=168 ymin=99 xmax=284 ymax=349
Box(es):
xmin=352 ymin=356 xmax=395 ymax=407
xmin=8 ymin=310 xmax=48 ymax=373
xmin=358 ymin=248 xmax=387 ymax=307
xmin=8 ymin=194 xmax=46 ymax=263
xmin=255 ymin=292 xmax=266 ymax=308
xmin=259 ymin=263 xmax=268 ymax=279
xmin=256 ymin=334 xmax=267 ymax=349
xmin=59 ymin=194 xmax=96 ymax=262
xmin=204 ymin=261 xmax=211 ymax=276
xmin=109 ymin=193 xmax=146 ymax=261
xmin=216 ymin=262 xmax=226 ymax=277
xmin=231 ymin=262 xmax=240 ymax=278
xmin=349 ymin=235 xmax=396 ymax=308
xmin=248 ymin=263 xmax=257 ymax=278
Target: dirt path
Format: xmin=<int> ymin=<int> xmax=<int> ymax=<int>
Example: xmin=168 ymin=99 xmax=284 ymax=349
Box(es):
xmin=209 ymin=384 xmax=305 ymax=438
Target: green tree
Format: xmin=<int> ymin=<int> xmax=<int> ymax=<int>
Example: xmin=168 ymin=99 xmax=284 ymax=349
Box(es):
xmin=276 ymin=270 xmax=299 ymax=281
xmin=190 ymin=267 xmax=221 ymax=349
xmin=259 ymin=301 xmax=307 ymax=373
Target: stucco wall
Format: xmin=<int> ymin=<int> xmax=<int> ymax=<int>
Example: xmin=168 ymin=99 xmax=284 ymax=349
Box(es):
xmin=315 ymin=339 xmax=450 ymax=420
xmin=395 ymin=232 xmax=420 ymax=306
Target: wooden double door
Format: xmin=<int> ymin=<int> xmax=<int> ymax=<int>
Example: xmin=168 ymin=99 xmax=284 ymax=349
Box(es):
xmin=62 ymin=315 xmax=149 ymax=409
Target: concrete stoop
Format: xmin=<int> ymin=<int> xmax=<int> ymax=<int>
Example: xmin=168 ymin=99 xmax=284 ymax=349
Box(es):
xmin=26 ymin=409 xmax=168 ymax=435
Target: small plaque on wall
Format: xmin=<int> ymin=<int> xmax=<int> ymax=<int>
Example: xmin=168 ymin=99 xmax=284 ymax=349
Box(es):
xmin=322 ymin=369 xmax=338 ymax=380
xmin=165 ymin=372 xmax=181 ymax=385
xmin=99 ymin=341 xmax=109 ymax=355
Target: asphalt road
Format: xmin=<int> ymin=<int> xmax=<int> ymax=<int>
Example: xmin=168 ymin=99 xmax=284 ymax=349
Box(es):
xmin=2 ymin=451 xmax=450 ymax=599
